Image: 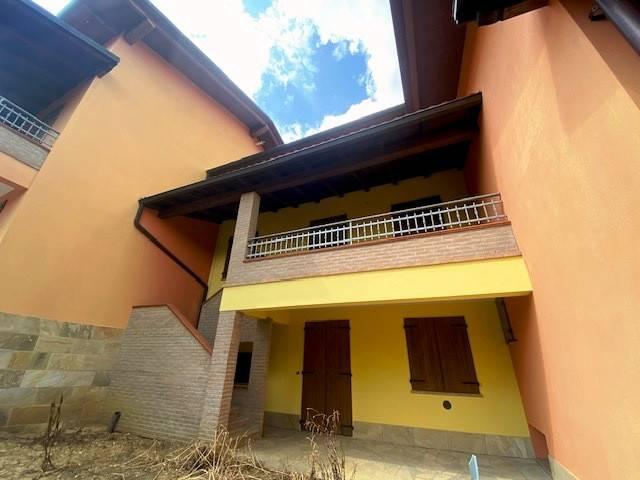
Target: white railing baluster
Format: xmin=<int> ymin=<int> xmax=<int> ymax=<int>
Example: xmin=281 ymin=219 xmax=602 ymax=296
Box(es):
xmin=0 ymin=96 xmax=59 ymax=149
xmin=244 ymin=193 xmax=505 ymax=258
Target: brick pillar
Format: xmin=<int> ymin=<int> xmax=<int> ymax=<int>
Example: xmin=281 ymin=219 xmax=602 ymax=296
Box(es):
xmin=198 ymin=193 xmax=260 ymax=439
xmin=226 ymin=191 xmax=260 ymax=283
xmin=246 ymin=317 xmax=272 ymax=435
xmin=198 ymin=310 xmax=241 ymax=439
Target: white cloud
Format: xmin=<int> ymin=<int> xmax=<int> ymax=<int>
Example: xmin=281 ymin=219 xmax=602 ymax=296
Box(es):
xmin=150 ymin=0 xmax=403 ymax=141
xmin=278 ymin=122 xmax=305 ymax=143
xmin=33 ymin=0 xmax=68 ymax=14
xmin=36 ymin=0 xmax=404 ymax=142
xmin=149 ymin=0 xmax=273 ymax=97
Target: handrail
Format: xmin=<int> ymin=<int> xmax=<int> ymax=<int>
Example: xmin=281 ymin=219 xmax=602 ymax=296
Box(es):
xmin=0 ymin=96 xmax=59 ymax=149
xmin=246 ymin=193 xmax=506 ymax=259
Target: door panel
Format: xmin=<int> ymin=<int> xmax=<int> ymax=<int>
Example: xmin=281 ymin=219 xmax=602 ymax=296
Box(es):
xmin=301 ymin=323 xmax=326 ymax=421
xmin=301 ymin=320 xmax=353 ymax=436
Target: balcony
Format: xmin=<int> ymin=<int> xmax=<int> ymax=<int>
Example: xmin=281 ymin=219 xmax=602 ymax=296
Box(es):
xmin=0 ymin=96 xmax=59 ymax=169
xmin=247 ymin=193 xmax=506 ymax=259
xmin=224 ymin=193 xmax=520 ymax=288
xmin=220 ymin=191 xmax=529 ymax=313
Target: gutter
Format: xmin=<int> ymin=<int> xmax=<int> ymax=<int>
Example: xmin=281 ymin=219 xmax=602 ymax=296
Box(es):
xmin=597 ymin=0 xmax=640 ymax=55
xmin=133 ymin=202 xmax=209 ymax=326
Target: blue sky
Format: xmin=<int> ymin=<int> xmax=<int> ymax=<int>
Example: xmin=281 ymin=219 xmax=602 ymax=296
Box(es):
xmin=35 ymin=0 xmax=403 ymax=143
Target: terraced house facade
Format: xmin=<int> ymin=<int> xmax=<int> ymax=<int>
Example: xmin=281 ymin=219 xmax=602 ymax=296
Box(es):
xmin=1 ymin=1 xmax=638 ymax=480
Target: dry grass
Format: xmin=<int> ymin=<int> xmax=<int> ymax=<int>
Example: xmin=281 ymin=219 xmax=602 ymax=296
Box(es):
xmin=304 ymin=411 xmax=356 ymax=480
xmin=40 ymin=394 xmax=64 ymax=472
xmin=121 ymin=411 xmax=354 ymax=480
xmin=27 ymin=405 xmax=354 ymax=480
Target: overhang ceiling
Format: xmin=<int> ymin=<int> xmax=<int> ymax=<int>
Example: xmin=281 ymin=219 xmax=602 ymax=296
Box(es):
xmin=141 ymin=93 xmax=482 ymax=223
xmin=390 ymin=0 xmax=467 ymax=111
xmin=0 ymin=0 xmax=119 ymax=115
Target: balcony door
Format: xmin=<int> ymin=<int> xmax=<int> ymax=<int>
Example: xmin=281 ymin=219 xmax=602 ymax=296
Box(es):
xmin=308 ymin=214 xmax=348 ymax=249
xmin=301 ymin=320 xmax=353 ymax=436
xmin=391 ymin=195 xmax=442 ymax=236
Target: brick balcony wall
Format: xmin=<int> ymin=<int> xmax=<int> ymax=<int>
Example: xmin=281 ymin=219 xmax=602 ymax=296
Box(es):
xmin=226 ymin=222 xmax=520 ymax=286
xmin=0 ymin=125 xmax=48 ymax=169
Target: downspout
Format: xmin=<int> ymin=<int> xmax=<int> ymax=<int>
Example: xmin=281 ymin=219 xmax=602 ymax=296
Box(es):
xmin=597 ymin=0 xmax=640 ymax=55
xmin=134 ymin=201 xmax=209 ymax=327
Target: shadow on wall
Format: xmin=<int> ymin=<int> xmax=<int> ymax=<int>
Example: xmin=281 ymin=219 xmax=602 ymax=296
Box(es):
xmin=505 ymin=295 xmax=553 ymax=458
xmin=134 ymin=208 xmax=218 ymax=325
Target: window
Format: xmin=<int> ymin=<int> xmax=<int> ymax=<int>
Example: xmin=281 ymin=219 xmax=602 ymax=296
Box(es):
xmin=391 ymin=195 xmax=442 ymax=236
xmin=308 ymin=214 xmax=348 ymax=249
xmin=234 ymin=342 xmax=253 ymax=386
xmin=221 ymin=236 xmax=233 ymax=280
xmin=403 ymin=317 xmax=479 ymax=394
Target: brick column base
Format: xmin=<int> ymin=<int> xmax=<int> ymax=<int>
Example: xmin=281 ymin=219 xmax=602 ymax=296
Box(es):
xmin=198 ymin=310 xmax=241 ymax=439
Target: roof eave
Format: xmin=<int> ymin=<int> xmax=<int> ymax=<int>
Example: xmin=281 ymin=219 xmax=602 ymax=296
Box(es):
xmin=17 ymin=0 xmax=120 ymax=71
xmin=140 ymin=92 xmax=482 ymax=207
xmin=61 ymin=0 xmax=281 ymax=148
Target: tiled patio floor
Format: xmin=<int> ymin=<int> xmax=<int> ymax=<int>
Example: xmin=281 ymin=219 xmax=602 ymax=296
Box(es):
xmin=250 ymin=427 xmax=551 ymax=480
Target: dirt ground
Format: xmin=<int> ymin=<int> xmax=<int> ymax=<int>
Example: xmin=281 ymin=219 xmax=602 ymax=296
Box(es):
xmin=0 ymin=427 xmax=188 ymax=480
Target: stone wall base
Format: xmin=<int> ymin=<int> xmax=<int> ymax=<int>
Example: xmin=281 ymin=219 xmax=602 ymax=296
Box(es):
xmin=263 ymin=412 xmax=534 ymax=459
xmin=0 ymin=313 xmax=123 ymax=434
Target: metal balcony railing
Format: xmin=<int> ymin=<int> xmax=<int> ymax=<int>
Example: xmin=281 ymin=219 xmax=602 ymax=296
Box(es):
xmin=246 ymin=193 xmax=506 ymax=259
xmin=0 ymin=96 xmax=59 ymax=149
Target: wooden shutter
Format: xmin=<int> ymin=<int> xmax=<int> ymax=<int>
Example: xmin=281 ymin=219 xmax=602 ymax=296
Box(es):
xmin=301 ymin=322 xmax=327 ymax=420
xmin=324 ymin=320 xmax=353 ymax=436
xmin=435 ymin=317 xmax=480 ymax=394
xmin=403 ymin=318 xmax=444 ymax=392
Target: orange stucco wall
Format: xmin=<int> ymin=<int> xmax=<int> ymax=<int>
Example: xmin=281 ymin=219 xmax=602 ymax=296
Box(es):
xmin=0 ymin=150 xmax=38 ymax=190
xmin=139 ymin=209 xmax=218 ymax=282
xmin=458 ymin=2 xmax=640 ymax=479
xmin=0 ymin=37 xmax=260 ymax=328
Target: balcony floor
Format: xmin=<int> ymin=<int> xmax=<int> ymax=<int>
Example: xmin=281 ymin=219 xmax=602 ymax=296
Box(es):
xmin=250 ymin=427 xmax=551 ymax=480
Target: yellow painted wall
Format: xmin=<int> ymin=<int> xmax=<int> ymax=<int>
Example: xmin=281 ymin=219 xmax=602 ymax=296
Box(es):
xmin=208 ymin=171 xmax=468 ymax=294
xmin=263 ymin=300 xmax=529 ymax=437
xmin=0 ymin=37 xmax=261 ymax=327
xmin=221 ymin=257 xmax=532 ymax=311
xmin=208 ymin=220 xmax=236 ymax=294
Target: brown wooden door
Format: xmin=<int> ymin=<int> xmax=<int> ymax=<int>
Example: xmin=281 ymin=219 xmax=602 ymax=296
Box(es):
xmin=301 ymin=320 xmax=353 ymax=436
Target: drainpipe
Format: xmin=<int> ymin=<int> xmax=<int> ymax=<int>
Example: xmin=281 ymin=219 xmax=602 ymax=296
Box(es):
xmin=134 ymin=202 xmax=209 ymax=327
xmin=597 ymin=0 xmax=640 ymax=55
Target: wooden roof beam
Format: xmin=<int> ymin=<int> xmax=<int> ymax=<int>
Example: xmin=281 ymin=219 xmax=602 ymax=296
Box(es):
xmin=155 ymin=128 xmax=476 ymax=218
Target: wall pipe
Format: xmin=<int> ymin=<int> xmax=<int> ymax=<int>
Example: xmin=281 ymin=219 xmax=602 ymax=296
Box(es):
xmin=597 ymin=0 xmax=640 ymax=55
xmin=134 ymin=202 xmax=209 ymax=327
